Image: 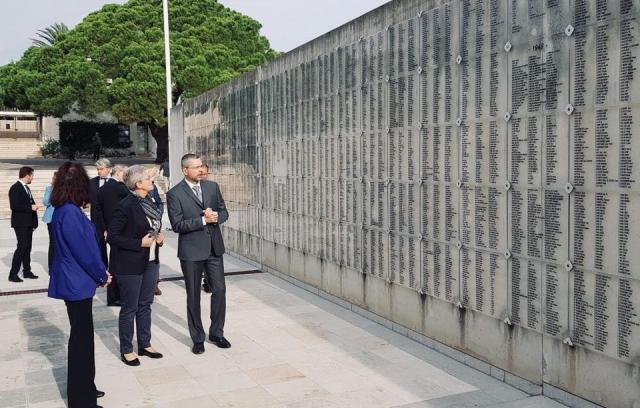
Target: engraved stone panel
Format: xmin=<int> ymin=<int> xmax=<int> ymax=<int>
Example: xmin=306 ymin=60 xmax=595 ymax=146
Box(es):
xmin=180 ymin=0 xmax=640 ymax=371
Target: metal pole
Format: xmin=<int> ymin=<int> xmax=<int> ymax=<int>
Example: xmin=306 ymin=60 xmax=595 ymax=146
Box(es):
xmin=162 ymin=0 xmax=173 ymax=186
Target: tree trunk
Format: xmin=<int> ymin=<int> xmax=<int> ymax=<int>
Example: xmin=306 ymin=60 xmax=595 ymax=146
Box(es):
xmin=148 ymin=123 xmax=168 ymax=163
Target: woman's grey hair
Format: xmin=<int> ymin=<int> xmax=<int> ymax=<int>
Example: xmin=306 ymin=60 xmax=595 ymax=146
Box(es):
xmin=111 ymin=164 xmax=127 ymax=177
xmin=123 ymin=165 xmax=148 ymax=191
xmin=95 ymin=158 xmax=112 ymax=168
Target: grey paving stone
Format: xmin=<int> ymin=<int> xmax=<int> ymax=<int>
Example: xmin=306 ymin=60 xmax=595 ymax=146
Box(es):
xmin=543 ymin=384 xmax=604 ymax=408
xmin=490 ymin=366 xmax=505 ymax=382
xmin=24 ymin=368 xmax=66 ymax=387
xmin=504 ymin=372 xmax=542 ymax=396
xmin=26 ymin=383 xmax=65 ymax=404
xmin=0 ymin=389 xmax=27 ymax=407
xmin=490 ymin=395 xmax=569 ymax=408
xmin=392 ymin=390 xmax=501 ymax=407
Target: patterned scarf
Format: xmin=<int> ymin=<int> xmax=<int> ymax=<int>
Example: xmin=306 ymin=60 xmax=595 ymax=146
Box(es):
xmin=133 ymin=192 xmax=162 ymax=235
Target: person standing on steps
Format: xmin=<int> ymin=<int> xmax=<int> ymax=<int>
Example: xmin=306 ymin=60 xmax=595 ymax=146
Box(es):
xmin=167 ymin=153 xmax=231 ymax=354
xmin=8 ymin=166 xmax=40 ymax=282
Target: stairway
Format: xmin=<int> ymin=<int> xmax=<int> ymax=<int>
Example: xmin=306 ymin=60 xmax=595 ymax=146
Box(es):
xmin=1 ymin=165 xmax=166 ymax=220
xmin=0 ymin=138 xmax=42 ymax=159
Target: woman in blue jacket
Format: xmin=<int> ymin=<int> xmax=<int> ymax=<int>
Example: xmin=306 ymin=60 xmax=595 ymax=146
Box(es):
xmin=42 ymin=172 xmax=55 ymax=270
xmin=48 ymin=162 xmax=111 ymax=408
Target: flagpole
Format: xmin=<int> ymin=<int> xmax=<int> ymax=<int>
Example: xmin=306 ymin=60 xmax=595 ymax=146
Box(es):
xmin=162 ymin=0 xmax=173 ymax=185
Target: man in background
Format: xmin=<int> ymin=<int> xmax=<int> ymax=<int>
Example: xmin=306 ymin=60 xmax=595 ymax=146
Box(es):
xmin=89 ymin=158 xmax=112 ymax=267
xmin=148 ymin=166 xmax=164 ymax=296
xmin=97 ymin=164 xmax=129 ymax=306
xmin=160 ymin=159 xmax=171 ymax=187
xmin=66 ymin=132 xmax=77 ymax=160
xmin=8 ymin=166 xmax=40 ymax=282
xmin=92 ymin=132 xmax=103 ymax=161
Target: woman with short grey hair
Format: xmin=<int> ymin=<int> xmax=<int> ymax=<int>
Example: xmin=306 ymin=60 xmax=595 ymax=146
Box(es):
xmin=123 ymin=165 xmax=147 ymax=191
xmin=107 ymin=165 xmax=164 ymax=365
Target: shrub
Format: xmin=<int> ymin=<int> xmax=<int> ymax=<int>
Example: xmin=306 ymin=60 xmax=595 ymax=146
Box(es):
xmin=41 ymin=139 xmax=61 ymax=157
xmin=102 ymin=148 xmax=129 ymax=158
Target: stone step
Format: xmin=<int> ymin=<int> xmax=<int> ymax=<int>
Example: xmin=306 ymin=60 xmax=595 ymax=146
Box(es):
xmin=0 ymin=166 xmax=167 ymax=220
xmin=0 ymin=168 xmax=58 ymax=219
xmin=0 ymin=138 xmax=42 ymax=159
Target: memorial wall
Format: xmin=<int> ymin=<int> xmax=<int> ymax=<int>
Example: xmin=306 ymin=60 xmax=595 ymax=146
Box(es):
xmin=171 ymin=1 xmax=640 ymax=406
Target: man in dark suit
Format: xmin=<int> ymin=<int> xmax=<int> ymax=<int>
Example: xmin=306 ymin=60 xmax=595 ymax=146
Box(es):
xmin=97 ymin=164 xmax=129 ymax=306
xmin=89 ymin=158 xmax=112 ymax=267
xmin=9 ymin=166 xmax=40 ymax=282
xmin=167 ymin=153 xmax=230 ymax=354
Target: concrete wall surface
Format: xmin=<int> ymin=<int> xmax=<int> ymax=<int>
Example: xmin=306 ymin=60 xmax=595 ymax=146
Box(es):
xmin=170 ymin=1 xmax=640 ymax=406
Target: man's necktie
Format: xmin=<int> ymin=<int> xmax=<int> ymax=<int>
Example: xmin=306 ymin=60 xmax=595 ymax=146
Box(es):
xmin=193 ymin=185 xmax=203 ymax=203
xmin=25 ymin=185 xmax=34 ymax=204
xmin=99 ymin=177 xmax=107 ymax=188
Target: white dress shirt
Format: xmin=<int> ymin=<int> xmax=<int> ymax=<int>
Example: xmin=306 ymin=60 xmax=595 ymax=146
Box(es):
xmin=18 ymin=180 xmax=32 ymax=200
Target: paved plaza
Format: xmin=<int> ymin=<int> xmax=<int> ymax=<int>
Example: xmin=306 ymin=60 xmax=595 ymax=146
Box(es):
xmin=0 ymin=219 xmax=568 ymax=407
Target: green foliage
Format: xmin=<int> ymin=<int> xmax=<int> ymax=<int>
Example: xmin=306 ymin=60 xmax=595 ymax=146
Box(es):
xmin=102 ymin=148 xmax=132 ymax=158
xmin=31 ymin=23 xmax=70 ymax=47
xmin=0 ymin=0 xmax=278 ymax=161
xmin=40 ymin=139 xmax=62 ymax=157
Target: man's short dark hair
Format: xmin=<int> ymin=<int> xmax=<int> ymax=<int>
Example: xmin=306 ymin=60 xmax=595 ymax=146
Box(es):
xmin=181 ymin=153 xmax=200 ymax=168
xmin=19 ymin=166 xmax=34 ymax=178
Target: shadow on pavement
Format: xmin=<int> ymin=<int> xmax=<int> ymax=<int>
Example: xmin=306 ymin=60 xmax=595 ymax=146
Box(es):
xmin=21 ymin=307 xmax=67 ymax=401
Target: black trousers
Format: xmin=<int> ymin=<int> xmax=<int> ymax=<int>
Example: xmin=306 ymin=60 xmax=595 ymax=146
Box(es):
xmin=93 ymin=146 xmax=101 ymax=160
xmin=107 ymin=275 xmax=121 ymax=305
xmin=47 ymin=223 xmax=54 ymax=271
xmin=181 ymin=254 xmax=226 ymax=343
xmin=10 ymin=227 xmax=33 ymax=278
xmin=65 ymin=298 xmax=97 ymax=408
xmin=98 ymin=233 xmax=108 ymax=267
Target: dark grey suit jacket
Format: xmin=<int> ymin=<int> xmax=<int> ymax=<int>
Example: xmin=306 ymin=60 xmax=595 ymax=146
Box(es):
xmin=167 ymin=179 xmax=228 ymax=261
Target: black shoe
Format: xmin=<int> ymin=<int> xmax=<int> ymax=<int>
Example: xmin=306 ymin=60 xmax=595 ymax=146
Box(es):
xmin=120 ymin=353 xmax=140 ymax=366
xmin=202 ymin=283 xmax=211 ymax=293
xmin=8 ymin=276 xmax=23 ymax=283
xmin=138 ymin=347 xmax=163 ymax=359
xmin=96 ymin=390 xmax=105 ymax=398
xmin=209 ymin=336 xmax=231 ymax=349
xmin=107 ymin=300 xmax=122 ymax=307
xmin=23 ymin=273 xmax=38 ymax=279
xmin=192 ymin=342 xmax=205 ymax=354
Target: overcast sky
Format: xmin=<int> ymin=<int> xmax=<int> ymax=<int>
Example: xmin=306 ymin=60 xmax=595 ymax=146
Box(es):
xmin=0 ymin=0 xmax=390 ymax=66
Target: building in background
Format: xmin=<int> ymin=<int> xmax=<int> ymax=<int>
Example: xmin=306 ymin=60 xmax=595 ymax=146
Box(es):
xmin=0 ymin=109 xmax=155 ymax=159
